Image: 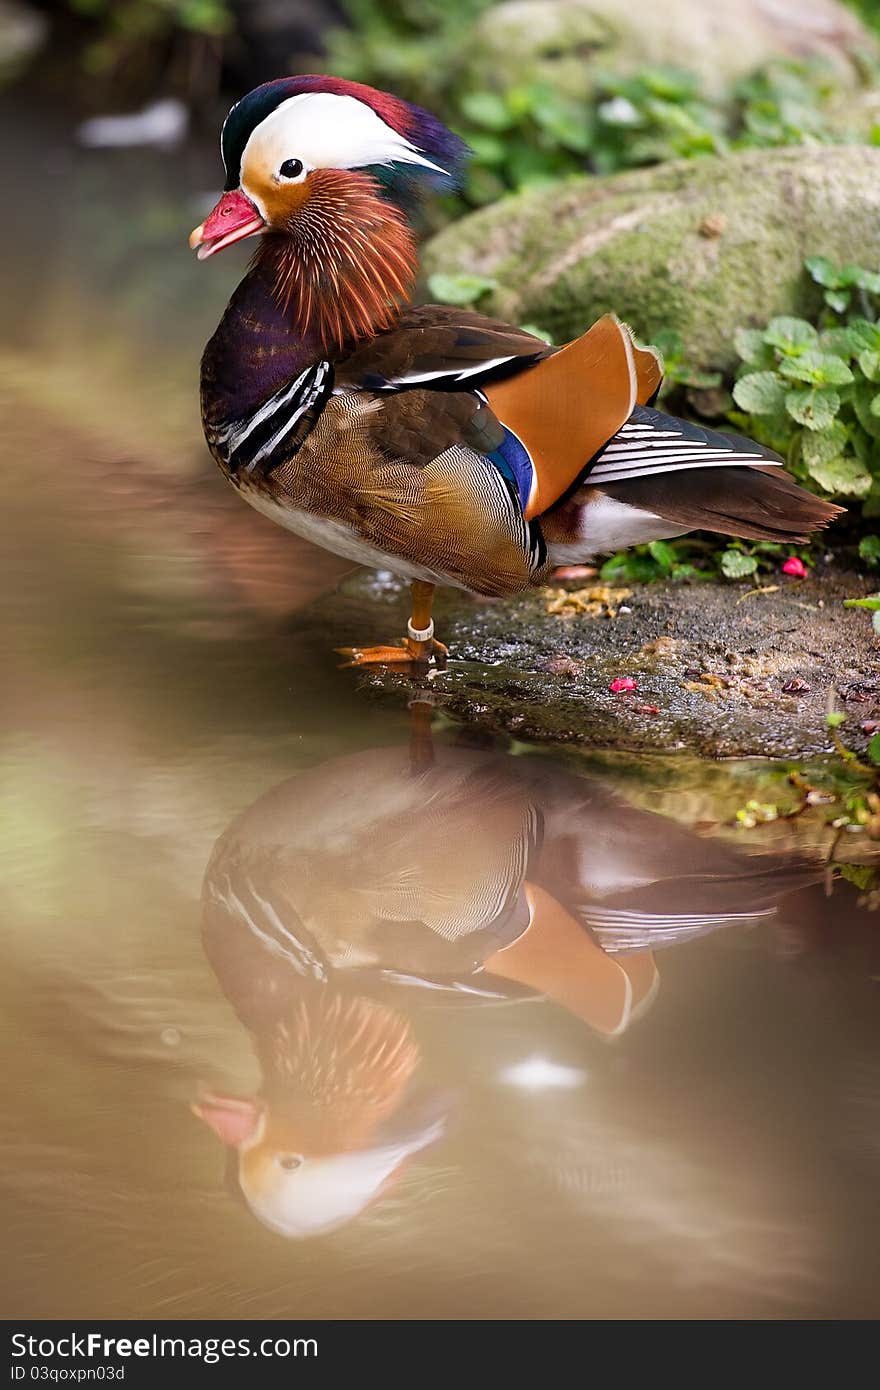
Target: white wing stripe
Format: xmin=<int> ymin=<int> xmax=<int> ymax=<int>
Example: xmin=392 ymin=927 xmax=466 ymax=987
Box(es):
xmin=380 ymin=356 xmax=515 ymax=388
xmin=600 ymin=448 xmax=765 ymax=465
xmin=593 ymin=456 xmax=781 ymax=482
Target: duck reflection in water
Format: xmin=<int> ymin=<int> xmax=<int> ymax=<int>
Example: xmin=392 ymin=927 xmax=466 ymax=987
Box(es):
xmin=194 ymin=709 xmax=831 ymax=1238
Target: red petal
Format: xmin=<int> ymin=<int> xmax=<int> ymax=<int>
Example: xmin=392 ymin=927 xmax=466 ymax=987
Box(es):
xmin=781 ymin=557 xmax=808 ymax=578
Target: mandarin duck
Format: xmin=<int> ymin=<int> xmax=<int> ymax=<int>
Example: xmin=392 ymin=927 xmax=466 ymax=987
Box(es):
xmin=191 ymin=75 xmax=843 ymax=664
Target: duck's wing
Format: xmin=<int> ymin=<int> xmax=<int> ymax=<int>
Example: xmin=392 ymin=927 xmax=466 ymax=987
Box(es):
xmin=334 ymin=305 xmax=552 ymax=392
xmin=280 ymin=384 xmax=549 ymax=596
xmin=483 ymin=315 xmax=653 ymax=518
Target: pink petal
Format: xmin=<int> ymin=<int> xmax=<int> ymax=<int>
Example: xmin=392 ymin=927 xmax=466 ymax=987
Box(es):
xmin=781 ymin=556 xmax=808 ymax=578
xmin=552 ymin=564 xmax=598 ymax=581
xmin=609 ymin=677 xmax=638 ymax=693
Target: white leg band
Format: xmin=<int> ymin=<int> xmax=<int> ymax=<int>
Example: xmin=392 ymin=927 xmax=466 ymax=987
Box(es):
xmin=407 ymin=618 xmax=434 ymax=642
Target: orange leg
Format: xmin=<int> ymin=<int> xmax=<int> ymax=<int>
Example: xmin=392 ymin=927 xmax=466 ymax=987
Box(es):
xmin=408 ymin=692 xmax=436 ymax=772
xmin=337 ymin=581 xmax=448 ymax=668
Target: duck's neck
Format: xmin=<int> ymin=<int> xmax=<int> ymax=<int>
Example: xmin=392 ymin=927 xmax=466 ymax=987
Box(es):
xmin=201 ymin=174 xmax=418 ymax=428
xmin=200 ymin=255 xmax=322 ymax=430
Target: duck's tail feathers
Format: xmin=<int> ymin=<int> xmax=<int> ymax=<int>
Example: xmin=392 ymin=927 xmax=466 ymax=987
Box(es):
xmin=600 ymin=462 xmax=844 ymax=544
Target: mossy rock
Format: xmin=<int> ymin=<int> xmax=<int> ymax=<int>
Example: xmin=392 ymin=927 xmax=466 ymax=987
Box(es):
xmin=424 ymin=146 xmax=880 ymax=373
xmin=467 ymin=0 xmax=875 ymax=102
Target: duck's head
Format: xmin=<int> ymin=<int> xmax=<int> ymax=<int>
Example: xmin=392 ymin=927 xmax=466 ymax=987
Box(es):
xmin=192 ymin=990 xmax=449 ymax=1238
xmin=189 ymin=75 xmax=469 ymax=347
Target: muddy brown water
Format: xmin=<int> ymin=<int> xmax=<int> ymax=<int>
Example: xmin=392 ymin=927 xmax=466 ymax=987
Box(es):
xmin=1 ymin=111 xmax=878 ymax=1321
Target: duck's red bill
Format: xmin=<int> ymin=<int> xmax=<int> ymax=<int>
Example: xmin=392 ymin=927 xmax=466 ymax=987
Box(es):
xmin=190 ymin=190 xmax=264 ymax=259
xmin=192 ymin=1092 xmax=263 ymax=1146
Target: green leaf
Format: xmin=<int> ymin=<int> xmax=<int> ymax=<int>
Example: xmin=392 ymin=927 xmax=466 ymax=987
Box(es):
xmin=859 ymin=535 xmax=880 ymax=567
xmin=648 ymin=539 xmax=677 ymax=571
xmin=641 ymin=66 xmax=700 ymax=101
xmin=427 ymin=272 xmax=496 ymax=306
xmin=732 ymin=371 xmax=788 ymax=415
xmin=871 ymin=393 xmax=880 ymax=418
xmin=824 ymin=289 xmax=850 ymax=314
xmin=800 ymin=420 xmax=848 ymax=467
xmin=854 ymin=386 xmax=880 ymax=439
xmin=733 ymin=327 xmax=773 ymax=366
xmin=819 ymin=327 xmax=857 ymax=359
xmin=804 ymin=255 xmax=842 ymax=289
xmin=533 ymin=93 xmax=592 ymax=152
xmin=518 ymin=323 xmax=553 ymax=343
xmin=764 ymin=316 xmax=818 ymax=353
xmin=784 ymin=387 xmax=841 ymax=430
xmin=839 ymin=863 xmax=877 ymax=890
xmin=805 ymin=454 xmax=872 ymax=497
xmin=777 ymin=351 xmax=853 ymax=386
xmin=720 ymin=549 xmax=758 ymax=579
xmin=859 ymin=349 xmax=880 ymax=382
xmin=599 ymin=551 xmax=658 ymax=583
xmin=826 ymin=711 xmax=847 ymax=728
xmin=459 ymin=91 xmax=513 ymax=131
xmin=846 ymin=319 xmax=880 ymax=353
xmin=845 ymin=265 xmax=880 ymax=294
xmin=869 ymin=732 xmax=880 ymax=766
xmin=467 ymin=133 xmax=507 ymax=166
xmin=844 ymin=594 xmax=880 ymax=610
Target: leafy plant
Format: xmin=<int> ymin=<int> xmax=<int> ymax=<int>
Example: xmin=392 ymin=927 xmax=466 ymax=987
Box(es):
xmin=731 ymin=61 xmax=841 ymax=148
xmin=729 ymin=257 xmax=880 ymax=511
xmin=66 ymin=0 xmax=231 ymax=72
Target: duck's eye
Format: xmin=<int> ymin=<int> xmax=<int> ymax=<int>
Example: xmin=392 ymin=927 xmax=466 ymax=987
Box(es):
xmin=279 ymin=158 xmax=305 ymax=180
xmin=278 ymin=1154 xmax=304 ymax=1171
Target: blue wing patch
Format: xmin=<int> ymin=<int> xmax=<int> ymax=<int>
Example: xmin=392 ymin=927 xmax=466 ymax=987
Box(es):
xmin=487 ymin=425 xmax=534 ymax=513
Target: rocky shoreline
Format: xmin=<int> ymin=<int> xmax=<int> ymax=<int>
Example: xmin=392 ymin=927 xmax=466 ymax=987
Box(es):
xmin=301 ymin=566 xmax=880 ymax=759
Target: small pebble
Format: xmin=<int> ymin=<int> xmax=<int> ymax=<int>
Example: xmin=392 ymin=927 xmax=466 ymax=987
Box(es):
xmin=699 ymin=212 xmax=726 ymax=238
xmin=541 ymin=656 xmax=582 ymax=678
xmin=782 ymin=677 xmax=811 ymax=694
xmin=635 ymin=704 xmax=659 ymax=715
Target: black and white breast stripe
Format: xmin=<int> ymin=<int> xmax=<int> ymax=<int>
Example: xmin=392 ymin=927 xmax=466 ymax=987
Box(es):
xmin=208 ymin=360 xmax=333 ymax=476
xmin=589 ymin=404 xmax=782 ymax=486
xmin=205 ymin=871 xmax=328 ymax=981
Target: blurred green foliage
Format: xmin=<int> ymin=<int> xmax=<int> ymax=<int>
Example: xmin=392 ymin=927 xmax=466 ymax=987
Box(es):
xmin=66 ymin=0 xmax=231 ymax=74
xmin=325 ymin=2 xmax=878 ymax=209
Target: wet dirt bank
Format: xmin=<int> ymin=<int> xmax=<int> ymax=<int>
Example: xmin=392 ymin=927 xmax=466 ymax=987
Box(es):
xmin=301 ymin=566 xmax=880 ymax=759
